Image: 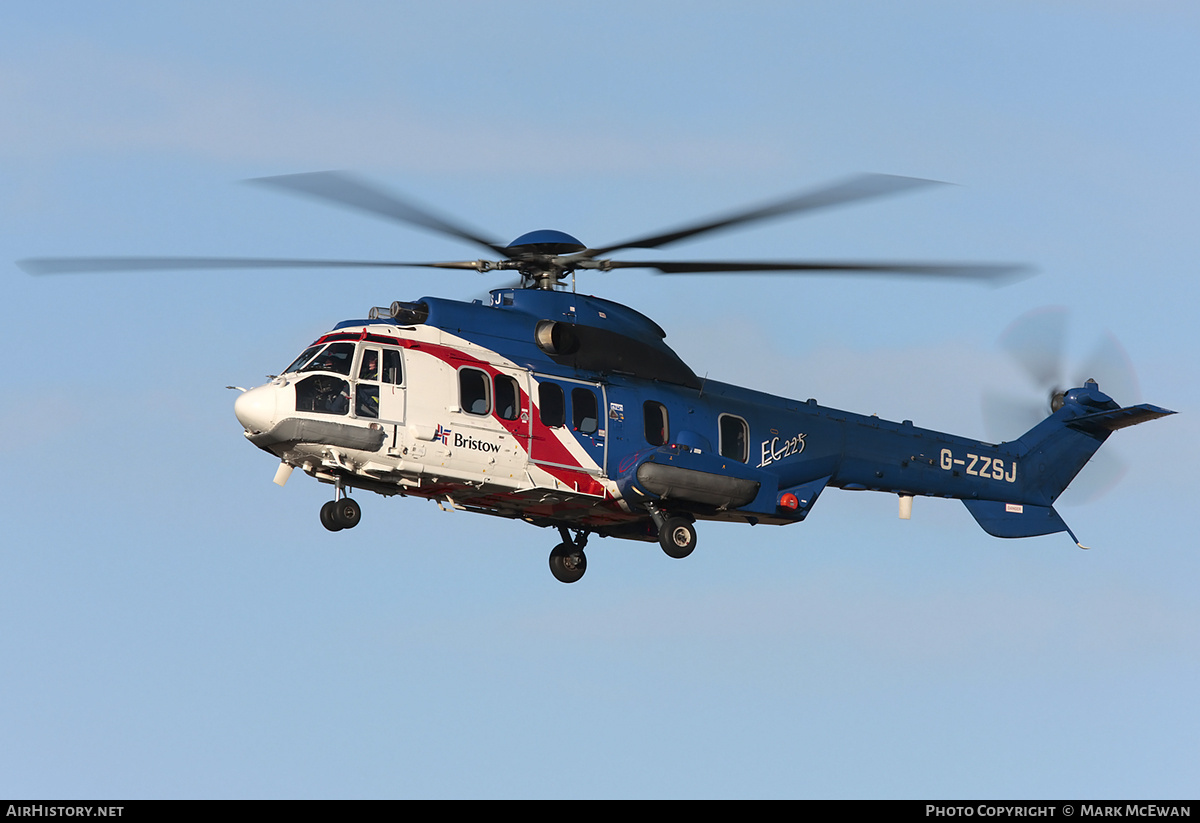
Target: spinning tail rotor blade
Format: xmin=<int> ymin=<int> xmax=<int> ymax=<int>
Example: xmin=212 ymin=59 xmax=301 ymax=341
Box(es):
xmin=1060 ymin=453 xmax=1128 ymax=506
xmin=998 ymin=305 xmax=1068 ymax=394
xmin=995 ymin=307 xmax=1142 ymax=408
xmin=1079 ymin=331 xmax=1140 ymax=407
xmin=982 ymin=307 xmax=1138 ymax=504
xmin=248 ymin=171 xmax=511 ymax=258
xmin=981 ymin=391 xmax=1046 ymax=442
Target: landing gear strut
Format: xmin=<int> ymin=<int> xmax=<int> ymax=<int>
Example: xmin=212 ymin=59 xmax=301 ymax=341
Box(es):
xmin=549 ymin=527 xmax=588 ymax=584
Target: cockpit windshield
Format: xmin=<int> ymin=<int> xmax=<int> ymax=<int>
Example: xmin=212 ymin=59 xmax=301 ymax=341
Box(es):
xmin=284 ymin=342 xmax=356 ymax=376
xmin=282 ymin=344 xmax=322 ymax=374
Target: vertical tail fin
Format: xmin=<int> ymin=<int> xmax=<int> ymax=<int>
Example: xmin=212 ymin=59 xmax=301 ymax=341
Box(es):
xmin=962 ymin=383 xmax=1173 ymax=544
xmin=1015 ymin=400 xmax=1174 ymax=505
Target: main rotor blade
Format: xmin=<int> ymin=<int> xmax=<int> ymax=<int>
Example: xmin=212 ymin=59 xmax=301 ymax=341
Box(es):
xmin=248 ymin=171 xmax=511 ymax=258
xmin=578 ymin=174 xmax=946 ymax=258
xmin=591 ymin=259 xmax=1029 ymax=281
xmin=17 ymin=256 xmax=485 ymax=275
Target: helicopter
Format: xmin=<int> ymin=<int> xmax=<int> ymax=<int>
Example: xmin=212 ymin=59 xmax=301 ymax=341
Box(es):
xmin=20 ymin=172 xmax=1175 ymax=583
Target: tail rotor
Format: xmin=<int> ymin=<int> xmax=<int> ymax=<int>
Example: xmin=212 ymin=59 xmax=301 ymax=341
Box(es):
xmin=982 ymin=307 xmax=1140 ymax=502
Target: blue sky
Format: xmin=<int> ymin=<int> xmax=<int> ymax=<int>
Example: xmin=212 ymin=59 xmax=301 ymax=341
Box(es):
xmin=2 ymin=1 xmax=1197 ymax=799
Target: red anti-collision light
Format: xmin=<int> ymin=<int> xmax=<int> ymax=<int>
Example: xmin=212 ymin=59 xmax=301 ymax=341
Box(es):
xmin=779 ymin=493 xmax=799 ymax=510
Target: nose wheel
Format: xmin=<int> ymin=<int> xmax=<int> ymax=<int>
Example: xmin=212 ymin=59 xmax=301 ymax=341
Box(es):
xmin=549 ymin=528 xmax=588 ymax=583
xmin=320 ymin=497 xmax=361 ymax=531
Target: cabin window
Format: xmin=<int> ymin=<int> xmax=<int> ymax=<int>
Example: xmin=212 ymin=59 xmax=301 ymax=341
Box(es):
xmin=572 ymin=388 xmax=599 ymax=435
xmin=459 ymin=368 xmax=490 ymax=415
xmin=538 ymin=383 xmax=565 ymax=427
xmin=644 ymin=401 xmax=668 ymax=446
xmin=298 ymin=342 xmax=355 ymax=376
xmin=295 ymin=374 xmax=349 ymax=416
xmin=495 ymin=375 xmax=520 ymax=421
xmin=719 ymin=414 xmax=749 ymax=462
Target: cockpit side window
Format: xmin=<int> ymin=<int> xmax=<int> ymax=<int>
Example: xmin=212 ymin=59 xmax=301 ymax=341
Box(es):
xmin=381 ymin=349 xmax=402 ymax=385
xmin=355 ymin=383 xmax=378 ymax=419
xmin=295 ymin=374 xmax=350 ymax=416
xmin=358 ymin=348 xmax=380 ymax=381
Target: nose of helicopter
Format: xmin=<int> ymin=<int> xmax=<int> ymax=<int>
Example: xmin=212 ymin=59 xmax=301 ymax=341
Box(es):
xmin=234 ymin=383 xmax=279 ymax=434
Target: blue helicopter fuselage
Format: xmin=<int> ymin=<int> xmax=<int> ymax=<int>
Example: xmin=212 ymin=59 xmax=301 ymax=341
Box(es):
xmin=234 ymin=286 xmax=1173 ymax=556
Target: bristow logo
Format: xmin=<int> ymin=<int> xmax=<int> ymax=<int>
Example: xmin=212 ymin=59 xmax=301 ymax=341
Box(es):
xmin=758 ymin=432 xmax=806 ymax=468
xmin=453 ymin=432 xmax=501 ymax=453
xmin=434 ymin=424 xmax=451 ymax=445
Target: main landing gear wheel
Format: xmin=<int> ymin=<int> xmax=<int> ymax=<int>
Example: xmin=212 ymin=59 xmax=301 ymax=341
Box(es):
xmin=549 ymin=542 xmax=587 ymax=584
xmin=320 ymin=500 xmax=342 ymax=532
xmin=320 ymin=497 xmax=361 ymax=532
xmin=659 ymin=517 xmax=697 ymax=559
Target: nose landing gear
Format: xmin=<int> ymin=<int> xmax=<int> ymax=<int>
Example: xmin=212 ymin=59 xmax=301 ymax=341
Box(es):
xmin=320 ymin=497 xmax=361 ymax=531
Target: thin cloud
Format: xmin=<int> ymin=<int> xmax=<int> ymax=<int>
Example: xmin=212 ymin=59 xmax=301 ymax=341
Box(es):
xmin=0 ymin=45 xmax=784 ymax=175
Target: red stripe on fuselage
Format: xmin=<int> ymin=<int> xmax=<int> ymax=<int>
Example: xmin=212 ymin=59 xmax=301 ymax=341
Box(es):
xmin=366 ymin=334 xmax=608 ymax=498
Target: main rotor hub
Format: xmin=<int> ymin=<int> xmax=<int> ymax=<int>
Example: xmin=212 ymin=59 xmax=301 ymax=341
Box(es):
xmin=505 ymin=230 xmax=586 ymax=255
xmin=503 ymin=230 xmax=587 ymax=289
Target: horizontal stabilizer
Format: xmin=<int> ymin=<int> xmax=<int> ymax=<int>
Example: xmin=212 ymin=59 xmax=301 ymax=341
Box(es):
xmin=1066 ymin=403 xmax=1175 ymax=436
xmin=962 ymin=499 xmax=1070 ymax=539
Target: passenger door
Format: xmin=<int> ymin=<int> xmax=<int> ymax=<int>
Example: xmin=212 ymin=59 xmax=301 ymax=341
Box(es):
xmin=529 ymin=375 xmax=607 ymax=477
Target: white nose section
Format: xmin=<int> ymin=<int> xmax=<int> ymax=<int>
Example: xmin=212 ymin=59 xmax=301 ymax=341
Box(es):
xmin=234 ymin=384 xmax=278 ymax=433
